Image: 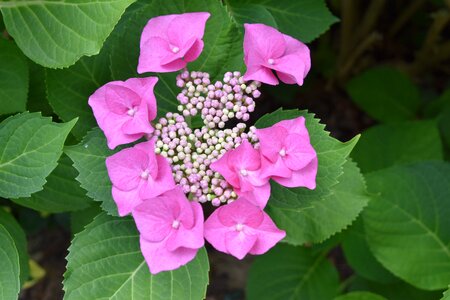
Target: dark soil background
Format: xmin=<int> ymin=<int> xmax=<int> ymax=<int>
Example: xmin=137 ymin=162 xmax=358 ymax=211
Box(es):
xmin=15 ymin=0 xmax=450 ymax=299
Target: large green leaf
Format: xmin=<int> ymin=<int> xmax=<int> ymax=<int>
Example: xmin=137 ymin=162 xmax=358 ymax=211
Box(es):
xmin=226 ymin=0 xmax=338 ymax=43
xmin=0 ymin=38 xmax=28 ymax=115
xmin=342 ymin=218 xmax=398 ymax=284
xmin=334 ymin=292 xmax=387 ymax=300
xmin=247 ymin=244 xmax=340 ymax=300
xmin=0 ymin=224 xmax=20 ymax=300
xmin=27 ymin=61 xmax=53 ymax=116
xmin=364 ymin=162 xmax=450 ymax=290
xmin=256 ymin=109 xmax=363 ymax=245
xmin=64 ymin=213 xmax=209 ymax=300
xmin=0 ymin=0 xmax=136 ymax=68
xmin=12 ymin=155 xmax=92 ymax=213
xmin=351 ymin=120 xmax=443 ymax=173
xmin=65 ymin=128 xmax=120 ymax=216
xmin=46 ymin=51 xmax=111 ymax=139
xmin=350 ymin=276 xmax=442 ymax=300
xmin=346 ymin=66 xmax=421 ymax=124
xmin=0 ymin=208 xmax=28 ymax=285
xmin=0 ymin=112 xmax=76 ymax=198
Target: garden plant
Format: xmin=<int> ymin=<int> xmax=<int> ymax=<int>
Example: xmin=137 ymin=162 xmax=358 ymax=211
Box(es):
xmin=0 ymin=0 xmax=449 ymax=299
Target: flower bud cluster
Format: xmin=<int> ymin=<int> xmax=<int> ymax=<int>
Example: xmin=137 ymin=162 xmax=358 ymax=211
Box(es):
xmin=175 ymin=70 xmax=261 ymax=129
xmin=153 ymin=109 xmax=259 ymax=206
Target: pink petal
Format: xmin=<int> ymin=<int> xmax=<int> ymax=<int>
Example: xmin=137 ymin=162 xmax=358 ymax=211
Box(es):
xmin=138 ymin=37 xmax=186 ymax=73
xmin=276 ymin=116 xmax=309 ymax=136
xmin=228 ymin=140 xmax=261 ymax=172
xmin=260 ymin=155 xmax=292 ymax=179
xmin=204 ymin=210 xmax=231 ymax=254
xmin=250 ymin=214 xmax=286 ymax=255
xmin=283 ymin=34 xmax=311 ymax=78
xmin=273 ymin=158 xmax=318 ymax=189
xmin=124 ymin=77 xmax=158 ymax=121
xmin=225 ymin=230 xmax=258 ymax=260
xmin=184 ymin=39 xmax=204 ymax=62
xmin=243 ymin=65 xmax=279 ymax=85
xmin=112 ymin=186 xmax=143 ymax=217
xmin=210 ymin=151 xmax=239 ymax=187
xmin=243 ymin=23 xmax=286 ymax=62
xmin=132 ymin=197 xmax=174 ymax=242
xmin=217 ymin=198 xmax=264 ymax=227
xmin=140 ymin=237 xmax=199 ymax=274
xmin=104 ymin=84 xmax=140 ymax=114
xmin=271 ymin=54 xmax=307 ymax=86
xmin=105 ymin=148 xmax=148 ymax=191
xmin=256 ymin=126 xmax=287 ymax=162
xmin=167 ymin=12 xmax=210 ymax=48
xmin=166 ymin=202 xmax=204 ymax=251
xmin=139 ymin=155 xmax=176 ymax=199
xmin=237 ymin=183 xmax=271 ymax=208
xmin=283 ymin=133 xmax=317 ymax=171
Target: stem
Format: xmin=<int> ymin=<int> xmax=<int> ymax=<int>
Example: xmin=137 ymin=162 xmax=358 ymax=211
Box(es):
xmin=355 ymin=0 xmax=386 ymax=42
xmin=339 ymin=0 xmax=359 ymax=66
xmin=389 ymin=0 xmax=426 ymax=37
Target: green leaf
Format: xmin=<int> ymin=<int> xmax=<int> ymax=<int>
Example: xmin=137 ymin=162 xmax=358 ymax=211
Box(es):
xmin=351 ymin=120 xmax=443 ymax=173
xmin=334 ymin=292 xmax=387 ymax=300
xmin=363 ymin=162 xmax=450 ymax=290
xmin=442 ymin=286 xmax=450 ymax=300
xmin=342 ymin=218 xmax=398 ymax=284
xmin=110 ymin=0 xmax=245 ymax=80
xmin=64 ymin=213 xmax=209 ymax=300
xmin=11 ymin=155 xmax=91 ymax=213
xmin=256 ymin=109 xmax=363 ymax=245
xmin=70 ymin=203 xmax=102 ymax=235
xmin=0 ymin=224 xmax=20 ymax=300
xmin=46 ymin=51 xmax=111 ymax=139
xmin=0 ymin=38 xmax=28 ymax=115
xmin=0 ymin=208 xmax=29 ymax=285
xmin=247 ymin=244 xmax=340 ymax=300
xmin=0 ymin=0 xmax=136 ymax=68
xmin=65 ymin=128 xmax=120 ymax=216
xmin=27 ymin=61 xmax=53 ymax=116
xmin=346 ymin=66 xmax=421 ymax=123
xmin=226 ymin=0 xmax=338 ymax=43
xmin=424 ymin=88 xmax=450 ymax=118
xmin=349 ymin=276 xmax=443 ymax=300
xmin=0 ymin=112 xmax=76 ymax=198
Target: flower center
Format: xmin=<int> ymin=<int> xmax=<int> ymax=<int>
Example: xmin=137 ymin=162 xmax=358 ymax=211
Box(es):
xmin=172 ymin=220 xmax=181 ymax=229
xmin=140 ymin=170 xmax=150 ymax=180
xmin=267 ymin=58 xmax=275 ymax=65
xmin=235 ymin=223 xmax=244 ymax=232
xmin=172 ymin=46 xmax=180 ymax=54
xmin=279 ymin=148 xmax=286 ymax=157
xmin=127 ymin=107 xmax=137 ymax=116
xmin=240 ymin=169 xmax=248 ymax=176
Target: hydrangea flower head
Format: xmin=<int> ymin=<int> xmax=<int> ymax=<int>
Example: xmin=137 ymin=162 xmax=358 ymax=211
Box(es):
xmin=105 ymin=139 xmax=175 ymax=216
xmin=204 ymin=197 xmax=285 ymax=260
xmin=133 ymin=187 xmax=204 ymax=274
xmin=138 ymin=12 xmax=210 ymax=73
xmin=257 ymin=116 xmax=318 ymax=188
xmin=243 ymin=23 xmax=311 ymax=86
xmin=88 ymin=77 xmax=158 ymax=149
xmin=89 ymin=13 xmax=318 ymax=274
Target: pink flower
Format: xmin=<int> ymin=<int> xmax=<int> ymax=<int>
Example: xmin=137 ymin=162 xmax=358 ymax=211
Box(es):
xmin=133 ymin=187 xmax=204 ymax=274
xmin=256 ymin=116 xmax=318 ymax=188
xmin=89 ymin=77 xmax=158 ymax=149
xmin=105 ymin=140 xmax=175 ymax=216
xmin=243 ymin=23 xmax=311 ymax=86
xmin=210 ymin=140 xmax=270 ymax=208
xmin=204 ymin=197 xmax=285 ymax=260
xmin=138 ymin=12 xmax=210 ymax=73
